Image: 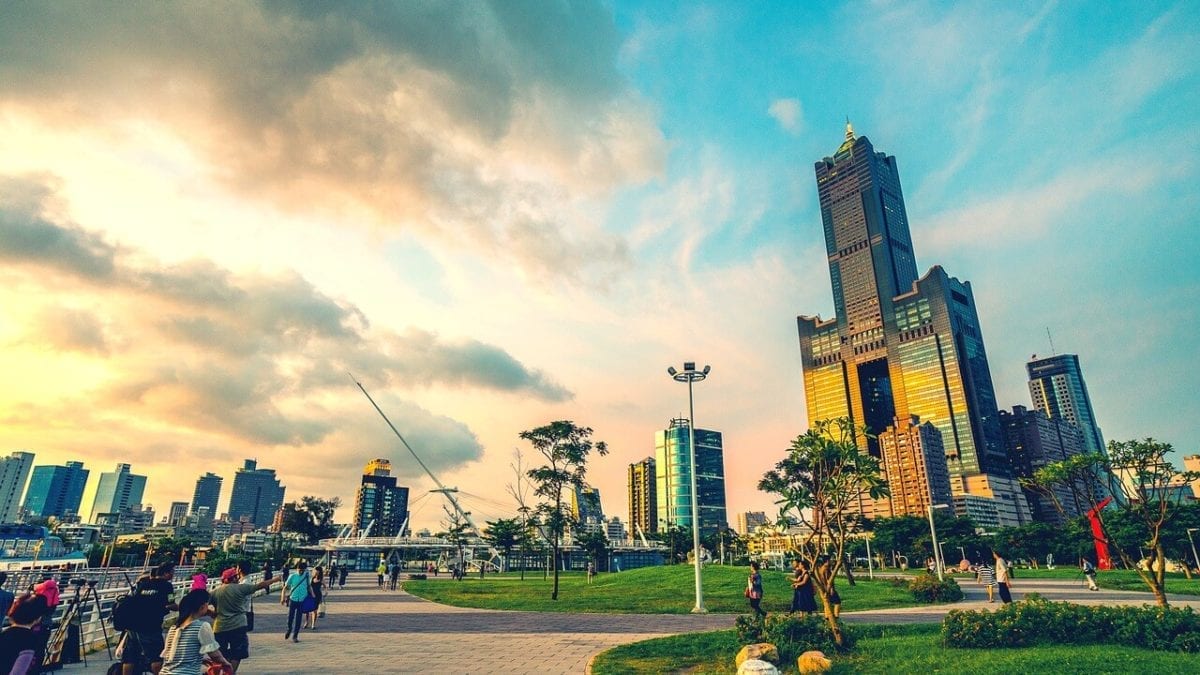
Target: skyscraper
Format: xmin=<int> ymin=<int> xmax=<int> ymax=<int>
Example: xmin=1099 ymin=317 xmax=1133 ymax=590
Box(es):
xmin=227 ymin=459 xmax=286 ymax=529
xmin=1027 ymin=354 xmax=1106 ymax=455
xmin=735 ymin=511 xmax=767 ymax=535
xmin=167 ymin=501 xmax=190 ymax=526
xmin=191 ymin=472 xmax=222 ymax=518
xmin=571 ymin=484 xmax=605 ymax=534
xmin=22 ymin=461 xmax=89 ymax=519
xmin=0 ymin=452 xmax=34 ymax=522
xmin=352 ymin=459 xmax=410 ymax=538
xmin=797 ymin=124 xmax=1013 ymax=505
xmin=89 ymin=463 xmax=148 ymax=523
xmin=654 ymin=418 xmax=727 ymax=535
xmin=627 ymin=457 xmax=657 ymax=537
xmin=1000 ymin=405 xmax=1087 ymax=524
xmin=875 ymin=416 xmax=953 ymax=519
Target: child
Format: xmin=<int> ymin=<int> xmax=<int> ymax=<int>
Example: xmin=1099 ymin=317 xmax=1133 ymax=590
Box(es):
xmin=976 ymin=560 xmax=996 ymax=603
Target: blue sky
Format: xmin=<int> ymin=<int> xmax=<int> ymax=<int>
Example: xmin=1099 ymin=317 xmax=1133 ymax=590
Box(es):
xmin=0 ymin=1 xmax=1196 ymax=528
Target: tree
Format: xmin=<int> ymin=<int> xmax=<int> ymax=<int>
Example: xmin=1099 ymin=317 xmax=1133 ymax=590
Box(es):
xmin=482 ymin=518 xmax=522 ymax=571
xmin=758 ymin=418 xmax=888 ymax=648
xmin=439 ymin=508 xmax=472 ymax=579
xmin=521 ymin=420 xmax=607 ymax=600
xmin=579 ymin=530 xmax=610 ymax=571
xmin=654 ymin=525 xmax=694 ymax=564
xmin=279 ymin=496 xmax=342 ymax=544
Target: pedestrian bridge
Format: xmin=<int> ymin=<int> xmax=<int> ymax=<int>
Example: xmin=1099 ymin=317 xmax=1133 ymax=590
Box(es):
xmin=302 ymin=536 xmax=669 ymax=572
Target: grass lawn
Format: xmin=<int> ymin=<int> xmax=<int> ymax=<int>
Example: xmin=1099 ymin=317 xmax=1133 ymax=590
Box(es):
xmin=402 ymin=564 xmax=925 ymax=614
xmin=591 ymin=624 xmax=1200 ymax=674
xmin=884 ymin=565 xmax=1200 ymax=596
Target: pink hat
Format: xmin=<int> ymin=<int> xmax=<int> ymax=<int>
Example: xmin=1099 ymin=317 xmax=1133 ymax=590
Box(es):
xmin=33 ymin=578 xmax=60 ymax=607
xmin=190 ymin=574 xmax=207 ymax=591
xmin=221 ymin=568 xmax=239 ymax=583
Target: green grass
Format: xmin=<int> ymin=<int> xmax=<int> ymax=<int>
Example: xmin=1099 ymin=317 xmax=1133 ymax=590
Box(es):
xmin=894 ymin=565 xmax=1200 ymax=596
xmin=402 ymin=565 xmax=923 ymax=614
xmin=591 ymin=624 xmax=1200 ymax=674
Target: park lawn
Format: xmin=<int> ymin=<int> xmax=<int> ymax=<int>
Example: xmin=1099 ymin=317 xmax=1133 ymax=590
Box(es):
xmin=590 ymin=624 xmax=1200 ymax=674
xmin=402 ymin=564 xmax=923 ymax=614
xmin=894 ymin=566 xmax=1200 ymax=596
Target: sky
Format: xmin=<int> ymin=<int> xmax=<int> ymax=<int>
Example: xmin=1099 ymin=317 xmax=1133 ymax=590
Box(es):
xmin=1 ymin=1 xmax=1197 ymax=533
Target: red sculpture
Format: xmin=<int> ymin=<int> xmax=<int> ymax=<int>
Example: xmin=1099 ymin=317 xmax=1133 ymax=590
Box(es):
xmin=1086 ymin=496 xmax=1114 ymax=570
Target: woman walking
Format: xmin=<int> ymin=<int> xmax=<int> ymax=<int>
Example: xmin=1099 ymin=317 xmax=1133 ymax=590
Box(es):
xmin=746 ymin=561 xmax=766 ymax=618
xmin=160 ymin=589 xmax=233 ymax=675
xmin=790 ymin=559 xmax=818 ymax=615
xmin=305 ymin=567 xmax=324 ymax=630
xmin=281 ymin=561 xmax=311 ymax=643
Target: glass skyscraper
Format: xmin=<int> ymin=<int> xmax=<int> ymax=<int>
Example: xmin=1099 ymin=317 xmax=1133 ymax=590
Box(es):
xmin=1027 ymin=353 xmax=1105 ymax=455
xmin=798 ymin=124 xmax=1012 ymax=492
xmin=191 ymin=472 xmax=223 ymax=518
xmin=22 ymin=461 xmax=89 ymax=519
xmin=654 ymin=418 xmax=727 ymax=535
xmin=228 ymin=459 xmax=286 ymax=529
xmin=89 ymin=463 xmax=147 ymax=524
xmin=353 ymin=459 xmax=410 ymax=538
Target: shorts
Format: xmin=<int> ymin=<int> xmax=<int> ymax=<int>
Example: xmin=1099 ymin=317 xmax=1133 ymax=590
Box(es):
xmin=215 ymin=626 xmax=250 ymax=660
xmin=122 ymin=629 xmax=165 ymax=665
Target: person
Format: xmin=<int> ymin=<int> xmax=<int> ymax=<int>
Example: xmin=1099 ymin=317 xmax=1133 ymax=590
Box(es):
xmin=338 ymin=565 xmax=347 ymax=589
xmin=326 ymin=564 xmax=337 ymax=593
xmin=746 ymin=561 xmax=765 ymax=618
xmin=123 ymin=562 xmax=179 ymax=675
xmin=586 ymin=562 xmax=596 ymax=585
xmin=160 ymin=589 xmax=233 ymax=675
xmin=0 ymin=573 xmax=14 ymax=627
xmin=211 ymin=562 xmax=274 ymax=673
xmin=190 ymin=574 xmax=207 ymax=592
xmin=376 ymin=561 xmax=386 ymax=589
xmin=0 ymin=593 xmax=49 ymax=674
xmin=388 ymin=563 xmax=400 ymax=591
xmin=281 ymin=561 xmax=311 ymax=643
xmin=993 ymin=551 xmax=1013 ymax=604
xmin=305 ymin=567 xmax=324 ymax=629
xmin=817 ymin=557 xmax=841 ymax=619
xmin=790 ymin=560 xmax=818 ymax=615
xmin=976 ymin=559 xmax=996 ymax=603
xmin=1081 ymin=557 xmax=1099 ymax=591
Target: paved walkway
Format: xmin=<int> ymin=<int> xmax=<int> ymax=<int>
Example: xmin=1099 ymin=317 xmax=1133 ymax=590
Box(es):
xmin=62 ymin=574 xmax=1200 ymax=673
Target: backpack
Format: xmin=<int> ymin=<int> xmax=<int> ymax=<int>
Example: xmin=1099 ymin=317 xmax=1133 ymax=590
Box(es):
xmin=110 ymin=586 xmax=159 ymax=631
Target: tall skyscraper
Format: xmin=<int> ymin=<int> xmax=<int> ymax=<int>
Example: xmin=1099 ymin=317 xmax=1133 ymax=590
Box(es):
xmin=654 ymin=418 xmax=727 ymax=535
xmin=191 ymin=472 xmax=222 ymax=517
xmin=627 ymin=457 xmax=657 ymax=537
xmin=227 ymin=459 xmax=286 ymax=529
xmin=89 ymin=463 xmax=148 ymax=523
xmin=1027 ymin=354 xmax=1106 ymax=455
xmin=797 ymin=124 xmax=1010 ymax=500
xmin=0 ymin=452 xmax=34 ymax=522
xmin=875 ymin=416 xmax=953 ymax=519
xmin=1000 ymin=405 xmax=1087 ymax=524
xmin=167 ymin=501 xmax=190 ymax=526
xmin=22 ymin=461 xmax=89 ymax=519
xmin=735 ymin=511 xmax=767 ymax=535
xmin=571 ymin=485 xmax=604 ymax=534
xmin=352 ymin=459 xmax=410 ymax=538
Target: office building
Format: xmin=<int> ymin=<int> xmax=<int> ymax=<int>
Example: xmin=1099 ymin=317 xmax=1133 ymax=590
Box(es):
xmin=1000 ymin=405 xmax=1088 ymax=524
xmin=166 ymin=501 xmax=189 ymax=526
xmin=875 ymin=416 xmax=953 ymax=518
xmin=572 ymin=485 xmax=604 ymax=534
xmin=655 ymin=418 xmax=727 ymax=535
xmin=736 ymin=511 xmax=768 ymax=535
xmin=604 ymin=516 xmax=626 ymax=542
xmin=797 ymin=124 xmax=1009 ymax=505
xmin=191 ymin=473 xmax=222 ymax=517
xmin=89 ymin=463 xmax=147 ymax=524
xmin=22 ymin=461 xmax=89 ymax=520
xmin=0 ymin=452 xmax=34 ymax=523
xmin=352 ymin=459 xmax=410 ymax=538
xmin=1027 ymin=354 xmax=1106 ymax=455
xmin=227 ymin=459 xmax=286 ymax=530
xmin=627 ymin=457 xmax=657 ymax=537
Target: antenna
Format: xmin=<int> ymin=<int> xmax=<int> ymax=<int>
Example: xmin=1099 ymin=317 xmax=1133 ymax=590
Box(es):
xmin=1046 ymin=327 xmax=1056 ymax=356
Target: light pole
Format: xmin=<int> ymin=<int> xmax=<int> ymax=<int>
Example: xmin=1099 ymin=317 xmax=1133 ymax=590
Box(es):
xmin=1187 ymin=528 xmax=1200 ymax=573
xmin=668 ymin=361 xmax=710 ymax=614
xmin=926 ymin=503 xmax=950 ymax=581
xmin=865 ymin=535 xmax=874 ymax=579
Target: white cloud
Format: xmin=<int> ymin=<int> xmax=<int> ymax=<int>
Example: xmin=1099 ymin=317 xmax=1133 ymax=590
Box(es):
xmin=768 ymin=98 xmax=804 ymax=136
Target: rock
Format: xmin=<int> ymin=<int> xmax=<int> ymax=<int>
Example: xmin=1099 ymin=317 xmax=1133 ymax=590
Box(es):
xmin=737 ymin=659 xmax=781 ymax=675
xmin=734 ymin=643 xmax=780 ymax=667
xmin=798 ymin=650 xmax=832 ymax=674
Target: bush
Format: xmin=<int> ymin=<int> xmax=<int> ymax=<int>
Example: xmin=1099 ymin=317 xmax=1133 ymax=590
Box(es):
xmin=908 ymin=575 xmax=963 ymax=603
xmin=942 ymin=595 xmax=1200 ymax=652
xmin=407 ymin=573 xmax=427 ymax=580
xmin=736 ymin=612 xmax=852 ymax=662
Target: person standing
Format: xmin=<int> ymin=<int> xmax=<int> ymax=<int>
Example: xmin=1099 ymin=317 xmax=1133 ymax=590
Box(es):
xmin=0 ymin=593 xmax=49 ymax=674
xmin=746 ymin=561 xmax=766 ymax=618
xmin=281 ymin=562 xmax=311 ymax=643
xmin=211 ymin=562 xmax=273 ymax=673
xmin=388 ymin=563 xmax=400 ymax=591
xmin=1081 ymin=557 xmax=1099 ymax=591
xmin=123 ymin=562 xmax=179 ymax=675
xmin=306 ymin=567 xmax=324 ymax=628
xmin=338 ymin=565 xmax=347 ymax=589
xmin=376 ymin=561 xmax=386 ymax=589
xmin=993 ymin=551 xmax=1013 ymax=604
xmin=789 ymin=560 xmax=817 ymax=615
xmin=326 ymin=564 xmax=337 ymax=593
xmin=976 ymin=559 xmax=996 ymax=603
xmin=0 ymin=573 xmax=14 ymax=627
xmin=160 ymin=589 xmax=233 ymax=675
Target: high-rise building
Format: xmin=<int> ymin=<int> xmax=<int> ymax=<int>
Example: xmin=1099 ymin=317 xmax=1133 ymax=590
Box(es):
xmin=191 ymin=473 xmax=222 ymax=517
xmin=352 ymin=459 xmax=410 ymax=538
xmin=1027 ymin=354 xmax=1106 ymax=456
xmin=1000 ymin=405 xmax=1088 ymax=524
xmin=655 ymin=418 xmax=727 ymax=535
xmin=735 ymin=511 xmax=768 ymax=535
xmin=89 ymin=463 xmax=148 ymax=523
xmin=22 ymin=461 xmax=89 ymax=520
xmin=0 ymin=452 xmax=34 ymax=522
xmin=227 ymin=459 xmax=286 ymax=530
xmin=571 ymin=485 xmax=604 ymax=534
xmin=797 ymin=124 xmax=1008 ymax=502
xmin=167 ymin=501 xmax=189 ymax=526
xmin=627 ymin=457 xmax=657 ymax=537
xmin=875 ymin=416 xmax=953 ymax=519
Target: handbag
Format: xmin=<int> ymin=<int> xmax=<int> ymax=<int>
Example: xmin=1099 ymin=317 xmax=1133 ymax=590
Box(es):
xmin=743 ymin=587 xmax=751 ymax=598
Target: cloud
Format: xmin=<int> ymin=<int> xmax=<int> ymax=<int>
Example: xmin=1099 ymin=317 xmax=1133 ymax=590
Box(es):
xmin=0 ymin=175 xmax=117 ymax=280
xmin=768 ymin=98 xmax=804 ymax=135
xmin=27 ymin=307 xmax=110 ymax=355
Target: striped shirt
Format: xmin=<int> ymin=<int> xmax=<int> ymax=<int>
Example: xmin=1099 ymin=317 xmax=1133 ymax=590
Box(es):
xmin=977 ymin=565 xmax=995 ymax=585
xmin=160 ymin=621 xmax=220 ymax=675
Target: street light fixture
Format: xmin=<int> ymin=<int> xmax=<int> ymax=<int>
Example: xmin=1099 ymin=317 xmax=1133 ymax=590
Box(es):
xmin=1187 ymin=528 xmax=1200 ymax=573
xmin=668 ymin=361 xmax=710 ymax=614
xmin=926 ymin=503 xmax=951 ymax=581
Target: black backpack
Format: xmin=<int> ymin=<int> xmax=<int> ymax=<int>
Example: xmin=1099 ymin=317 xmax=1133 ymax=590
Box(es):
xmin=110 ymin=587 xmax=158 ymax=632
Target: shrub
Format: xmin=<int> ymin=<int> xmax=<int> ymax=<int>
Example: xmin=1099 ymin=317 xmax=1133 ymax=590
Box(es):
xmin=736 ymin=612 xmax=851 ymax=662
xmin=908 ymin=575 xmax=963 ymax=603
xmin=407 ymin=573 xmax=427 ymax=580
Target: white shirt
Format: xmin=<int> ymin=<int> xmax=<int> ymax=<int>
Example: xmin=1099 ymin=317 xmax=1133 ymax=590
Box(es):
xmin=994 ymin=558 xmax=1009 ymax=583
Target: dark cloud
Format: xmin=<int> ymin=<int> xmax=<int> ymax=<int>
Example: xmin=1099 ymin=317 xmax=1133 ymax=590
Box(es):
xmin=29 ymin=307 xmax=109 ymax=355
xmin=0 ymin=175 xmax=117 ymax=279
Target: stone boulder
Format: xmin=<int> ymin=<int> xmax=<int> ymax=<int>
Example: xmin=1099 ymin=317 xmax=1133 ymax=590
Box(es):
xmin=734 ymin=643 xmax=780 ymax=668
xmin=736 ymin=659 xmax=781 ymax=675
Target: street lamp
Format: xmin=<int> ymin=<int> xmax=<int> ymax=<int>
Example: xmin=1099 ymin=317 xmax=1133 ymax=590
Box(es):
xmin=926 ymin=503 xmax=950 ymax=581
xmin=1187 ymin=528 xmax=1200 ymax=573
xmin=668 ymin=361 xmax=710 ymax=614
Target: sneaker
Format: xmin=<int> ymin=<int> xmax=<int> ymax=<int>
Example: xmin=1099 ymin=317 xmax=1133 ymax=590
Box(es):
xmin=293 ymin=637 xmax=300 ymax=643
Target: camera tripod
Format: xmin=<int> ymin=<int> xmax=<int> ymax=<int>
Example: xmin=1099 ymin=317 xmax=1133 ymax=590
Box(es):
xmin=43 ymin=579 xmax=114 ymax=669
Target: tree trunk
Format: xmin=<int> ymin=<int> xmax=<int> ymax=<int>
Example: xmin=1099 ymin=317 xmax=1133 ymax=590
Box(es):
xmin=843 ymin=561 xmax=857 ymax=586
xmin=551 ymin=542 xmax=560 ymax=600
xmin=815 ymin=588 xmax=845 ymax=649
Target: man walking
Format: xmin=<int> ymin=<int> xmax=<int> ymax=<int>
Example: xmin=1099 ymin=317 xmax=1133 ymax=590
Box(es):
xmin=993 ymin=551 xmax=1013 ymax=604
xmin=1081 ymin=557 xmax=1099 ymax=591
xmin=212 ymin=562 xmax=275 ymax=673
xmin=122 ymin=563 xmax=178 ymax=675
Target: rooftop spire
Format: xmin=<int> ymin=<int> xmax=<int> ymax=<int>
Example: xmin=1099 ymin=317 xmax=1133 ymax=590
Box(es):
xmin=845 ymin=117 xmax=855 ymax=142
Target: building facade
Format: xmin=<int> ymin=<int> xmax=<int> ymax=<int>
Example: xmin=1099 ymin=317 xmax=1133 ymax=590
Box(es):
xmin=191 ymin=472 xmax=222 ymax=517
xmin=228 ymin=459 xmax=286 ymax=530
xmin=735 ymin=511 xmax=768 ymax=536
xmin=0 ymin=451 xmax=34 ymax=523
xmin=22 ymin=461 xmax=89 ymax=520
xmin=654 ymin=418 xmax=727 ymax=535
xmin=1027 ymin=354 xmax=1106 ymax=456
xmin=352 ymin=459 xmax=410 ymax=538
xmin=1000 ymin=405 xmax=1088 ymax=524
xmin=875 ymin=416 xmax=953 ymax=518
xmin=89 ymin=463 xmax=148 ymax=524
xmin=627 ymin=456 xmax=657 ymax=537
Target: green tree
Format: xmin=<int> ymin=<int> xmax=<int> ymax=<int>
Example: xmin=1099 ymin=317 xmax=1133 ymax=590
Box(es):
xmin=578 ymin=530 xmax=610 ymax=571
xmin=482 ymin=518 xmax=522 ymax=571
xmin=279 ymin=496 xmax=342 ymax=544
xmin=758 ymin=418 xmax=888 ymax=648
xmin=439 ymin=509 xmax=472 ymax=579
xmin=868 ymin=515 xmax=926 ymax=567
xmin=654 ymin=525 xmax=693 ymax=564
xmin=521 ymin=420 xmax=608 ymax=600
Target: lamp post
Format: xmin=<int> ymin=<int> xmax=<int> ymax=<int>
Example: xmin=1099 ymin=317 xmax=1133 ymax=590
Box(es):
xmin=668 ymin=361 xmax=710 ymax=614
xmin=926 ymin=503 xmax=950 ymax=581
xmin=865 ymin=535 xmax=874 ymax=579
xmin=1187 ymin=528 xmax=1200 ymax=573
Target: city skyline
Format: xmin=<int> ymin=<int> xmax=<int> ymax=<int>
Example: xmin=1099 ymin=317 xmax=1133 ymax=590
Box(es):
xmin=0 ymin=3 xmax=1197 ymax=532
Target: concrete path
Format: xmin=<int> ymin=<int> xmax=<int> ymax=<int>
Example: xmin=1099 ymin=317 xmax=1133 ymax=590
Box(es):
xmin=61 ymin=574 xmax=1200 ymax=673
